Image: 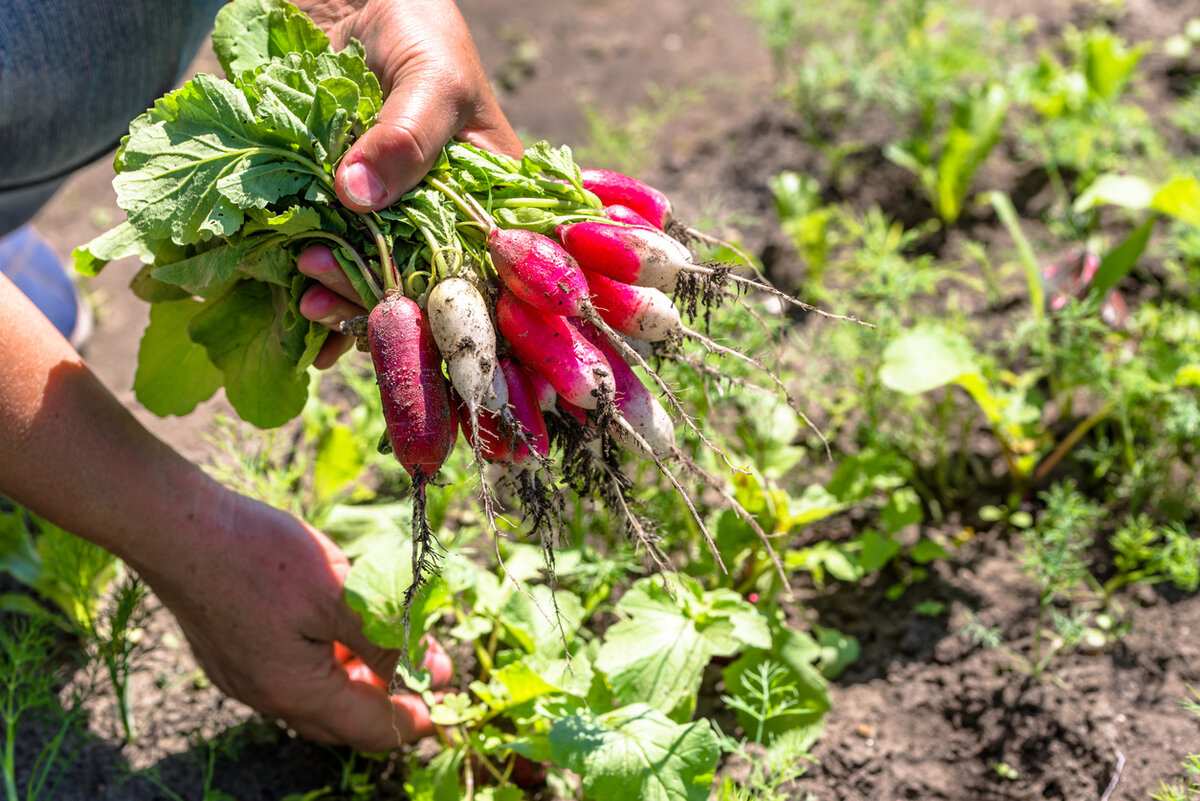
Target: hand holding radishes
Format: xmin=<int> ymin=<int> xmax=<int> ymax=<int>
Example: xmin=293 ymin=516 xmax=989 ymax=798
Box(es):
xmin=78 ymin=0 xmax=853 ymax=637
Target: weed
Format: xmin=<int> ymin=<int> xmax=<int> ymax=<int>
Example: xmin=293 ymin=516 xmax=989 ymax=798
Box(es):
xmin=0 ymin=614 xmax=88 ymax=801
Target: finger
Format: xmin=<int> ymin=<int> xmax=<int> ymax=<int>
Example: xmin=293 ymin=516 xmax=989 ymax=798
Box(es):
xmin=420 ymin=635 xmax=454 ymax=690
xmin=312 ymin=333 xmax=354 ymax=371
xmin=300 ymin=285 xmax=364 ymax=330
xmin=297 ymin=246 xmax=363 ymax=305
xmin=336 ymin=70 xmax=467 ymax=210
xmin=331 ymin=605 xmax=403 ymax=690
xmin=291 ymin=679 xmax=433 ymax=751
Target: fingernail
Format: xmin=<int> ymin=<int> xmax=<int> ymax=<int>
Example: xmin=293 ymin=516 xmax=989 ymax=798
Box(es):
xmin=342 ymin=160 xmax=387 ymax=208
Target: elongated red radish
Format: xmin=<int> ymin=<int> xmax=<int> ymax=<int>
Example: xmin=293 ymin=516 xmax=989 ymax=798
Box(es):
xmin=496 ymin=288 xmax=613 ymax=410
xmin=427 ymin=277 xmax=499 ymax=437
xmin=368 ymin=293 xmax=458 ymax=479
xmin=577 ymin=322 xmax=675 ymax=457
xmin=498 ymin=356 xmax=550 ymax=465
xmin=559 ymin=220 xmax=854 ymax=324
xmin=489 ymin=228 xmax=590 ymax=317
xmin=581 ymin=168 xmax=672 ymax=230
xmin=583 ymin=268 xmax=680 ymax=341
xmin=604 ymin=204 xmax=656 ymax=228
xmin=369 ymin=292 xmax=460 ymax=665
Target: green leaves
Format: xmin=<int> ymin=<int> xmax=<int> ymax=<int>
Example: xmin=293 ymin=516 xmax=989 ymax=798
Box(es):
xmin=134 ymin=300 xmax=224 ymax=416
xmin=879 ymin=325 xmax=980 ymax=395
xmin=187 ymin=281 xmax=325 ymax=427
xmin=596 ymin=576 xmax=770 ymax=716
xmin=550 ymin=705 xmax=719 ymax=801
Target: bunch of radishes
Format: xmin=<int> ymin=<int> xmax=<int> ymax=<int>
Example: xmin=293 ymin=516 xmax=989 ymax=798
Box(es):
xmin=358 ymin=164 xmax=815 ymax=613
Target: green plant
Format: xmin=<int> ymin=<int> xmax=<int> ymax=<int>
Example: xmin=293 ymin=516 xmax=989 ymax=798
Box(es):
xmin=886 ymin=81 xmax=1010 ymax=223
xmin=1018 ymin=481 xmax=1100 ymax=678
xmin=0 ymin=614 xmax=88 ymax=801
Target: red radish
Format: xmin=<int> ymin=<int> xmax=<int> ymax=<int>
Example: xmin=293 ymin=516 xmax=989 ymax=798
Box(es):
xmin=556 ymin=220 xmax=693 ymax=292
xmin=498 ymin=356 xmax=550 ymax=465
xmin=604 ymin=204 xmax=656 ymax=228
xmin=577 ymin=322 xmax=675 ymax=457
xmin=583 ymin=268 xmax=681 ymax=341
xmin=556 ymin=398 xmax=590 ymax=426
xmin=427 ymin=277 xmax=500 ymax=436
xmin=333 ymin=642 xmax=355 ymax=664
xmin=368 ymin=293 xmax=458 ymax=479
xmin=517 ymin=360 xmax=558 ymax=413
xmin=488 ymin=227 xmax=590 ymax=317
xmin=496 ymin=288 xmax=614 ymax=410
xmin=457 ymin=399 xmax=512 ymax=463
xmin=581 ymin=168 xmax=672 ymax=230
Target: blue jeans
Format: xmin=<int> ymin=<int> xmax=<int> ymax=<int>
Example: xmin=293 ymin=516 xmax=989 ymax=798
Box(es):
xmin=0 ymin=0 xmax=226 ymax=236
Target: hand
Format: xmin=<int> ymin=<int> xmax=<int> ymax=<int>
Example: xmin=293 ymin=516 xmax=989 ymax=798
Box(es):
xmin=131 ymin=488 xmax=453 ymax=751
xmin=295 ymin=0 xmax=523 ymax=367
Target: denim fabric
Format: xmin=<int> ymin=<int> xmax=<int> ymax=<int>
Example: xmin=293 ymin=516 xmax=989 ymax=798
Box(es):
xmin=0 ymin=0 xmax=226 ymax=235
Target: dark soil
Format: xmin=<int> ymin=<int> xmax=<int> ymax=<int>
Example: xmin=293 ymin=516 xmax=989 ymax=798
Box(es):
xmin=19 ymin=0 xmax=1200 ymax=799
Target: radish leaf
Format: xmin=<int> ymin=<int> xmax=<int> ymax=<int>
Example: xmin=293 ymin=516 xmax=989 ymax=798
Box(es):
xmin=134 ymin=300 xmax=224 ymax=416
xmin=549 ymin=704 xmax=719 ymax=801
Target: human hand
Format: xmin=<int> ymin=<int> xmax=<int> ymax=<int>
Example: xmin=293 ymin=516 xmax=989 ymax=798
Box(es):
xmin=295 ymin=0 xmax=523 ymax=367
xmin=132 ymin=488 xmax=452 ymax=751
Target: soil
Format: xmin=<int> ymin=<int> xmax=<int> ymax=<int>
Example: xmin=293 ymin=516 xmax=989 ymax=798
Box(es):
xmin=15 ymin=0 xmax=1200 ymax=799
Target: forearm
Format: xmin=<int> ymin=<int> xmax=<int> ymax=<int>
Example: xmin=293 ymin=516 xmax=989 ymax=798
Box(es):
xmin=0 ymin=274 xmax=227 ymax=573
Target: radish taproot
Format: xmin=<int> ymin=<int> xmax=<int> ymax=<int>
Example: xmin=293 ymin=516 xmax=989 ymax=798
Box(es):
xmin=426 ymin=277 xmax=499 ymax=438
xmin=489 ymin=227 xmax=591 ymax=317
xmin=368 ymin=293 xmax=458 ymax=479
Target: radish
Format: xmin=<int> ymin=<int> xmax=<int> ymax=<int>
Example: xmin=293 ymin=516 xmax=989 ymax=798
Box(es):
xmin=558 ymin=220 xmax=859 ymax=323
xmin=556 ymin=221 xmax=692 ymax=291
xmin=583 ymin=268 xmax=681 ymax=342
xmin=498 ymin=356 xmax=551 ymax=467
xmin=517 ymin=361 xmax=558 ymax=413
xmin=367 ymin=291 xmax=458 ymax=663
xmin=604 ymin=204 xmax=656 ymax=228
xmin=488 ymin=227 xmax=590 ymax=317
xmin=581 ymin=168 xmax=673 ymax=230
xmin=426 ymin=277 xmax=499 ymax=439
xmin=578 ymin=324 xmax=675 ymax=458
xmin=495 ymin=288 xmax=613 ymax=410
xmin=368 ymin=293 xmax=458 ymax=480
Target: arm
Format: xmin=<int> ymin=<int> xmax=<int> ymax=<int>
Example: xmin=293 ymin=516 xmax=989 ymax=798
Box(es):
xmin=0 ymin=273 xmax=448 ymax=750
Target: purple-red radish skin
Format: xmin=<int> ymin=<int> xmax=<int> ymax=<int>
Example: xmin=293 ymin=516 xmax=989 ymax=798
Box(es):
xmin=368 ymin=293 xmax=458 ymax=478
xmin=495 ymin=288 xmax=613 ymax=410
xmin=499 ymin=356 xmax=550 ymax=464
xmin=583 ymin=268 xmax=681 ymax=341
xmin=488 ymin=227 xmax=591 ymax=317
xmin=581 ymin=168 xmax=672 ymax=230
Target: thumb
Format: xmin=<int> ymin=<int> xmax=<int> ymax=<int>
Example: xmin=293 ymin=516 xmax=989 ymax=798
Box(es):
xmin=335 ymin=71 xmax=463 ymax=211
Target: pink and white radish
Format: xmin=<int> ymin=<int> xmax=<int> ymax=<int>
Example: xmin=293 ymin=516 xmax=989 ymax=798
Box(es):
xmin=583 ymin=268 xmax=681 ymax=342
xmin=604 ymin=204 xmax=657 ymax=228
xmin=581 ymin=168 xmax=673 ymax=231
xmin=495 ymin=288 xmax=613 ymax=410
xmin=489 ymin=227 xmax=591 ymax=317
